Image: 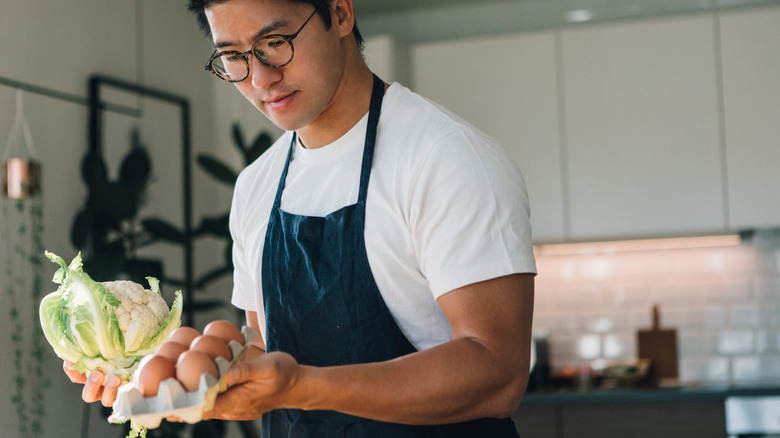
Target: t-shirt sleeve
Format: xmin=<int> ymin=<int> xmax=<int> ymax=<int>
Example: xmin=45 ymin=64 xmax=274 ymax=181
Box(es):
xmin=230 ymin=172 xmax=257 ymax=312
xmin=409 ymin=127 xmax=537 ymax=299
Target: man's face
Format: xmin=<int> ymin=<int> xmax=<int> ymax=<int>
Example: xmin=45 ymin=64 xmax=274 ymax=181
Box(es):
xmin=206 ymin=0 xmax=345 ymax=131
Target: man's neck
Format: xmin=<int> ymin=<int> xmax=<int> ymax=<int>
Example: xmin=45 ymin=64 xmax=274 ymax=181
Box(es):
xmin=296 ymin=60 xmax=377 ymax=149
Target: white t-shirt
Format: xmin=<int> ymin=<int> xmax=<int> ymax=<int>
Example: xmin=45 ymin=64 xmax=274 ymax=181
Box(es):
xmin=230 ymin=82 xmax=536 ymax=351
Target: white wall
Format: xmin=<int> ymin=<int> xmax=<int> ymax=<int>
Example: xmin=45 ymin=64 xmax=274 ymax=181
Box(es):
xmin=0 ymin=1 xmax=222 ymax=436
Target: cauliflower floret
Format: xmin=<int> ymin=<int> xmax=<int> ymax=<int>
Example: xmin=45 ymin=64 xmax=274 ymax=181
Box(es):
xmin=103 ymin=280 xmax=169 ymax=352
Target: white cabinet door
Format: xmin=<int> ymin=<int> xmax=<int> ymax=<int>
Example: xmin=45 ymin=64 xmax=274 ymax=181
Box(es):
xmin=719 ymin=7 xmax=780 ymax=230
xmin=561 ymin=15 xmax=726 ymax=240
xmin=411 ymin=31 xmax=566 ymax=242
xmin=365 ymin=35 xmax=410 ymax=86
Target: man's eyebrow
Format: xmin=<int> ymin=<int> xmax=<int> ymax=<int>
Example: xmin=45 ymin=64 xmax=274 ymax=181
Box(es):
xmin=214 ymin=19 xmax=290 ymax=49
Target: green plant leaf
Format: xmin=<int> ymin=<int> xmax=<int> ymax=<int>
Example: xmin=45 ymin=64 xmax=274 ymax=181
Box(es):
xmin=86 ymin=240 xmax=127 ymax=281
xmin=163 ymin=277 xmax=186 ymax=288
xmin=125 ymin=258 xmax=163 ymax=285
xmin=195 ymin=265 xmax=232 ymax=289
xmin=70 ymin=209 xmax=93 ymax=249
xmin=81 ymin=149 xmax=108 ymax=187
xmin=197 ymin=154 xmax=238 ymax=185
xmin=88 ymin=210 xmax=119 ymax=242
xmin=142 ymin=218 xmax=188 ymax=244
xmin=224 ymin=241 xmax=233 ymax=266
xmin=119 ymin=141 xmax=151 ymax=187
xmin=231 ymin=123 xmax=246 ymax=154
xmin=246 ymin=131 xmax=272 ymax=165
xmin=94 ymin=182 xmax=136 ymax=219
xmin=195 ymin=214 xmax=230 ymax=238
xmin=186 ymin=299 xmax=230 ymax=311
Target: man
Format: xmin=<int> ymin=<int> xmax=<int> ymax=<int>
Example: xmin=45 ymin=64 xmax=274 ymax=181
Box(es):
xmin=68 ymin=0 xmax=536 ymax=435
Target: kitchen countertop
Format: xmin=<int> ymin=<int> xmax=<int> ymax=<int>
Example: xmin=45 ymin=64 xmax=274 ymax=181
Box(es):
xmin=522 ymin=385 xmax=780 ymax=405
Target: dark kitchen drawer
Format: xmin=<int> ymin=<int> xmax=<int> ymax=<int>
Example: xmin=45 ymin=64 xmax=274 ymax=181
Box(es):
xmin=513 ymin=400 xmax=725 ymax=438
xmin=512 ymin=403 xmax=558 ymax=438
xmin=561 ymin=401 xmax=725 ymax=438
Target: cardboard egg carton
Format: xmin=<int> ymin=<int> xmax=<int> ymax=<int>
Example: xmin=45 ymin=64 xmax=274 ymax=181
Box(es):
xmin=109 ymin=325 xmax=257 ymax=429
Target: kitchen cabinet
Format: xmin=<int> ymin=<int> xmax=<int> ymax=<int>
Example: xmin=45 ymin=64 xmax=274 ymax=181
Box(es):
xmin=410 ymin=32 xmax=567 ymax=242
xmin=560 ymin=15 xmax=726 ymax=241
xmin=719 ymin=8 xmax=780 ymax=230
xmin=407 ymin=8 xmax=780 ymax=244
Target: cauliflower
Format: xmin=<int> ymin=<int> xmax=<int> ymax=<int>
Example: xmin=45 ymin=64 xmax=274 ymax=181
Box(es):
xmin=105 ymin=280 xmax=170 ymax=353
xmin=40 ymin=252 xmax=183 ymax=381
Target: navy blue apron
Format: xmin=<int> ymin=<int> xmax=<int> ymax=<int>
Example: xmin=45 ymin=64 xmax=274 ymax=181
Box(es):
xmin=260 ymin=74 xmax=521 ymax=437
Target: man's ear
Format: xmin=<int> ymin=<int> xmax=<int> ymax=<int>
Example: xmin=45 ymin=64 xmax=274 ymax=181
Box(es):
xmin=331 ymin=0 xmax=355 ymax=39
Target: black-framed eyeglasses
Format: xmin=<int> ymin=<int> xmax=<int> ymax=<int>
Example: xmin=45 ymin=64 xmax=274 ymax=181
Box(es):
xmin=204 ymin=1 xmax=324 ymax=82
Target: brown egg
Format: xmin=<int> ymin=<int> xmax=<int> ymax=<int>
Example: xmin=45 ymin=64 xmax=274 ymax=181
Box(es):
xmin=137 ymin=355 xmax=175 ymax=397
xmin=190 ymin=335 xmax=232 ymax=361
xmin=203 ymin=320 xmax=243 ymax=346
xmin=155 ymin=341 xmax=189 ymax=363
xmin=168 ymin=326 xmax=201 ymax=346
xmin=176 ymin=350 xmax=218 ymax=392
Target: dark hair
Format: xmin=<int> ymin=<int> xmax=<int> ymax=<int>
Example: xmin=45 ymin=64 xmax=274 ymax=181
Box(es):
xmin=187 ymin=0 xmax=364 ymax=50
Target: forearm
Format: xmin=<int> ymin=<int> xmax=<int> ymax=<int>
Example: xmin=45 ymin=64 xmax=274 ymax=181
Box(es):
xmin=290 ymin=336 xmax=529 ymax=424
xmin=288 ymin=274 xmax=534 ymax=425
xmin=213 ymin=275 xmax=534 ymax=424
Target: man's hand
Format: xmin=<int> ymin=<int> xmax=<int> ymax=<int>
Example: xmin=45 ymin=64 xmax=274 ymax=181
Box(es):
xmin=204 ymin=352 xmax=301 ymax=421
xmin=205 ymin=274 xmax=534 ymax=425
xmin=63 ymin=360 xmax=121 ymax=407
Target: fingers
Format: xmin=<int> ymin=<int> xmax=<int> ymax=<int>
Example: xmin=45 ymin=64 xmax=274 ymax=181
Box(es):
xmin=63 ymin=361 xmax=120 ymax=407
xmin=210 ymin=386 xmax=253 ymax=421
xmin=224 ymin=352 xmax=298 ymax=387
xmin=222 ymin=351 xmax=279 ymax=385
xmin=63 ymin=360 xmax=87 ymax=384
xmin=82 ymin=370 xmax=104 ymax=403
xmin=79 ymin=371 xmax=121 ymax=407
xmin=223 ymin=362 xmax=247 ymax=386
xmin=101 ymin=374 xmax=121 ymax=407
xmin=64 ymin=361 xmax=106 ymax=404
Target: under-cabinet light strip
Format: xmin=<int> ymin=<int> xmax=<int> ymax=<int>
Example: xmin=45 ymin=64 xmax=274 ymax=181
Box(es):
xmin=535 ymin=234 xmax=742 ymax=257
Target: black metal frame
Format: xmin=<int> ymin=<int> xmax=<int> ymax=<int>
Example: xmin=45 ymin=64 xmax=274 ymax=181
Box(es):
xmin=1 ymin=74 xmax=195 ymax=324
xmin=87 ymin=75 xmax=194 ymax=326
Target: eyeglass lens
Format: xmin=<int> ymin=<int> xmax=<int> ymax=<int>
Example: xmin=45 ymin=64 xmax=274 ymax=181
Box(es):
xmin=212 ymin=36 xmax=293 ymax=81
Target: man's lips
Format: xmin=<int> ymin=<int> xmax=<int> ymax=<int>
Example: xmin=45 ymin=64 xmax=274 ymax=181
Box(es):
xmin=264 ymin=92 xmax=296 ymax=111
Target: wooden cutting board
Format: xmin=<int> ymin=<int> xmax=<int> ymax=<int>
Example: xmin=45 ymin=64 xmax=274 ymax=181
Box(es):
xmin=637 ymin=305 xmax=678 ymax=386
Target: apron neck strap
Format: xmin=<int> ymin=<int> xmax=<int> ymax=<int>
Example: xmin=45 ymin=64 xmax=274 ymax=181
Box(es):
xmin=274 ymin=74 xmax=386 ymax=209
xmin=357 ymin=74 xmax=385 ymax=205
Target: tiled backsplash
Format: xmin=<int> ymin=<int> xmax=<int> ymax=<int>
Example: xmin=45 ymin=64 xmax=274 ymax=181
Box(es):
xmin=532 ymin=230 xmax=780 ymax=386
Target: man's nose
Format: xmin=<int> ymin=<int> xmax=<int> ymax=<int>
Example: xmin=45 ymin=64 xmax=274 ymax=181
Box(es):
xmin=249 ymin=56 xmax=282 ymax=90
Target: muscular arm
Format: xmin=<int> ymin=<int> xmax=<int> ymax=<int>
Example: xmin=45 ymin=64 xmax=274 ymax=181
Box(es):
xmin=210 ymin=273 xmax=534 ymax=424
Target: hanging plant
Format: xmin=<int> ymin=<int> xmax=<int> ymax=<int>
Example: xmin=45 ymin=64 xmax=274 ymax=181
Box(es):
xmin=1 ymin=90 xmax=47 ymax=438
xmin=2 ymin=196 xmax=49 ymax=438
